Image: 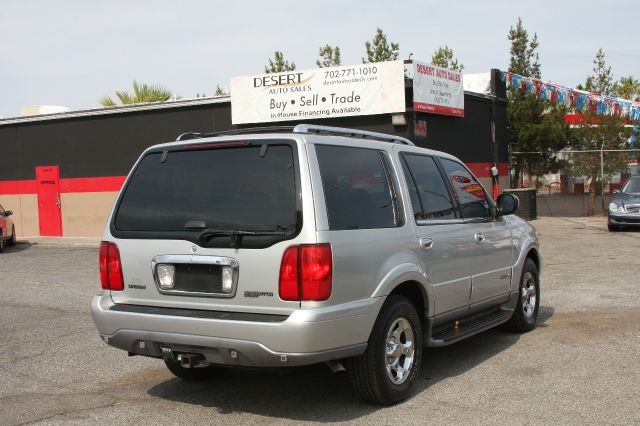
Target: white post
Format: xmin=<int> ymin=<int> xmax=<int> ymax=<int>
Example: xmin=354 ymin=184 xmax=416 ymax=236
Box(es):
xmin=601 ymin=142 xmax=605 ymax=214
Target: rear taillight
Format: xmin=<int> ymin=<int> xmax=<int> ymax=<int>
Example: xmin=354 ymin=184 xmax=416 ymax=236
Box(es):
xmin=99 ymin=241 xmax=124 ymax=291
xmin=279 ymin=244 xmax=332 ymax=301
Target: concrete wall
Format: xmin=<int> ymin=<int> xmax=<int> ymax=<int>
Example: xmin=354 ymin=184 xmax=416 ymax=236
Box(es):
xmin=0 ymin=194 xmax=39 ymax=237
xmin=536 ymin=193 xmax=615 ymax=217
xmin=60 ymin=192 xmax=118 ymax=237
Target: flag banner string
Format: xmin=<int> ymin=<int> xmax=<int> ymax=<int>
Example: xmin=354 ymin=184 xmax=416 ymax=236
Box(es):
xmin=501 ymin=71 xmax=640 ymax=121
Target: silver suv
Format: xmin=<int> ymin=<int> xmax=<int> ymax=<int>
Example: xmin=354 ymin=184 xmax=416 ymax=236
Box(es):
xmin=91 ymin=125 xmax=540 ymax=404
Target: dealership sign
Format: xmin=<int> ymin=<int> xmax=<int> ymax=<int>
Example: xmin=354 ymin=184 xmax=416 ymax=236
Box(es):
xmin=230 ymin=61 xmax=405 ymax=124
xmin=413 ymin=61 xmax=464 ymax=117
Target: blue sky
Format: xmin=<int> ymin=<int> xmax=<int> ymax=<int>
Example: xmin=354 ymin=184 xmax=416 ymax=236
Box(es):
xmin=1 ymin=0 xmax=638 ymax=118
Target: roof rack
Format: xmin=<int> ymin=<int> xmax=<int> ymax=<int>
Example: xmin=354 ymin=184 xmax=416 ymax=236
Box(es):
xmin=176 ymin=124 xmax=414 ymax=146
xmin=176 ymin=126 xmax=294 ymax=141
xmin=292 ymin=124 xmax=414 ymax=146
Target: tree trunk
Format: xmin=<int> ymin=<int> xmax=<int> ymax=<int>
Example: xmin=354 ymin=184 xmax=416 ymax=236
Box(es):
xmin=587 ymin=177 xmax=596 ymax=217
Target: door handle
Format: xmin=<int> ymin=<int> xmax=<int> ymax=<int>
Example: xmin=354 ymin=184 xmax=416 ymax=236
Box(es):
xmin=56 ymin=196 xmax=61 ymax=209
xmin=474 ymin=233 xmax=485 ymax=243
xmin=419 ymin=237 xmax=434 ymax=250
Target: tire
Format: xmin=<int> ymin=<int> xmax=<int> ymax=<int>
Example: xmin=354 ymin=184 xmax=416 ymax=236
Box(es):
xmin=608 ymin=223 xmax=619 ymax=232
xmin=7 ymin=226 xmax=16 ymax=246
xmin=164 ymin=358 xmax=225 ymax=381
xmin=0 ymin=230 xmax=4 ymax=253
xmin=348 ymin=295 xmax=423 ymax=405
xmin=505 ymin=258 xmax=539 ymax=332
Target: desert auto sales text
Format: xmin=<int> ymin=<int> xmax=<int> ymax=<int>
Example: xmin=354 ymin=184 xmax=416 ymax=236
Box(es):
xmin=254 ymin=72 xmax=304 ymax=88
xmin=415 ymin=63 xmax=461 ymax=82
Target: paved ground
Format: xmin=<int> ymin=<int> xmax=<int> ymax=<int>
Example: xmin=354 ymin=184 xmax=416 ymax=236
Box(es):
xmin=1 ymin=217 xmax=639 ymax=425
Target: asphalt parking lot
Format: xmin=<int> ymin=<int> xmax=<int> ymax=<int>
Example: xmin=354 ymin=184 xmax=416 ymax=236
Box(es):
xmin=1 ymin=216 xmax=639 ymax=425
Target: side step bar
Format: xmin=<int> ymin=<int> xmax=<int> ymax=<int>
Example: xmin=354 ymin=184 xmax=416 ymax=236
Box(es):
xmin=427 ymin=308 xmax=513 ymax=347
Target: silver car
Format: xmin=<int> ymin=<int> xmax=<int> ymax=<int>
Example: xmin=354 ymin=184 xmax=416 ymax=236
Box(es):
xmin=91 ymin=125 xmax=540 ymax=404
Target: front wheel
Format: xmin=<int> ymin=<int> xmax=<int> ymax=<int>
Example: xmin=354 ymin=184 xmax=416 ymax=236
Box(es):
xmin=505 ymin=258 xmax=540 ymax=332
xmin=608 ymin=222 xmax=619 ymax=232
xmin=348 ymin=295 xmax=423 ymax=404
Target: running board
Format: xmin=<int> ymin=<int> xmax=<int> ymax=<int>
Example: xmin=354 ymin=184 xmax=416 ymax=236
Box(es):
xmin=428 ymin=308 xmax=513 ymax=347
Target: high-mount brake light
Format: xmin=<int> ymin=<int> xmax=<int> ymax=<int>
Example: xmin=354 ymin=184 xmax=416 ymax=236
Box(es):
xmin=99 ymin=241 xmax=124 ymax=291
xmin=185 ymin=141 xmax=249 ymax=150
xmin=279 ymin=244 xmax=332 ymax=301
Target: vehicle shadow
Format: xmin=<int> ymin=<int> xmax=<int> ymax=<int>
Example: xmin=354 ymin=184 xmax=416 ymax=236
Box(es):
xmin=2 ymin=241 xmax=33 ymax=253
xmin=146 ymin=305 xmax=555 ymax=422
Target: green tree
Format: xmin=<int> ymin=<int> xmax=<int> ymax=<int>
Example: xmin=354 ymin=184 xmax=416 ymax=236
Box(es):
xmin=431 ymin=46 xmax=464 ymax=72
xmin=578 ymin=49 xmax=613 ymax=96
xmin=570 ymin=50 xmax=627 ymax=215
xmin=506 ymin=18 xmax=567 ymax=187
xmin=316 ymin=44 xmax=341 ymax=68
xmin=612 ymin=76 xmax=640 ymax=101
xmin=214 ymin=84 xmax=228 ymax=96
xmin=567 ymin=113 xmax=627 ymax=216
xmin=265 ymin=51 xmax=296 ymax=74
xmin=508 ymin=17 xmax=540 ymax=79
xmin=100 ymin=80 xmax=175 ymax=107
xmin=363 ymin=27 xmax=399 ymax=63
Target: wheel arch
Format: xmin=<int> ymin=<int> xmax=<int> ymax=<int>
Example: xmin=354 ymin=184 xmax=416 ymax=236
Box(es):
xmin=387 ymin=281 xmax=429 ymax=337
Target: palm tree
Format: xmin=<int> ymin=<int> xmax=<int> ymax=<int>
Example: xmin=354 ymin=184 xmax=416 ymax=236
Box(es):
xmin=100 ymin=80 xmax=176 ymax=107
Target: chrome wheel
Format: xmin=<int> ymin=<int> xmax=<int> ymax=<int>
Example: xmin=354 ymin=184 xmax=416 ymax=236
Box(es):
xmin=521 ymin=271 xmax=537 ymax=319
xmin=385 ymin=317 xmax=415 ymax=385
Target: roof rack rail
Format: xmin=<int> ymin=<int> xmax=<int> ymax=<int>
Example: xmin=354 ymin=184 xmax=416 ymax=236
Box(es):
xmin=176 ymin=124 xmax=415 ymax=146
xmin=176 ymin=126 xmax=295 ymax=141
xmin=293 ymin=124 xmax=415 ymax=146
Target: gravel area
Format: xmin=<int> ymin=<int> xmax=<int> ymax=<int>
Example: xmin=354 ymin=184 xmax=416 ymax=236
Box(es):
xmin=1 ymin=217 xmax=639 ymax=425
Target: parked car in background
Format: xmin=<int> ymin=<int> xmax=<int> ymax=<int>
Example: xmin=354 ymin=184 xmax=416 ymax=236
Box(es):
xmin=0 ymin=204 xmax=16 ymax=252
xmin=91 ymin=125 xmax=541 ymax=404
xmin=608 ymin=175 xmax=640 ymax=231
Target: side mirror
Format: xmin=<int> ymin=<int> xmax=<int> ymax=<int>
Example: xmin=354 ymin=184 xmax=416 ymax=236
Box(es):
xmin=2 ymin=210 xmax=12 ymax=217
xmin=496 ymin=193 xmax=519 ymax=216
xmin=613 ymin=189 xmax=620 ymax=194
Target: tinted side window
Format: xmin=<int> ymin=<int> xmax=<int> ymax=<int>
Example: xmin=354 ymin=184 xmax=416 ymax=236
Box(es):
xmin=439 ymin=158 xmax=490 ymax=218
xmin=316 ymin=145 xmax=396 ymax=230
xmin=401 ymin=154 xmax=456 ymax=221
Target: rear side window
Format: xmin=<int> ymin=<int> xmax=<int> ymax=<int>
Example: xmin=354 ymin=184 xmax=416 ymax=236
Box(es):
xmin=114 ymin=142 xmax=297 ymax=234
xmin=401 ymin=154 xmax=457 ymax=221
xmin=316 ymin=145 xmax=397 ymax=230
xmin=439 ymin=158 xmax=490 ymax=219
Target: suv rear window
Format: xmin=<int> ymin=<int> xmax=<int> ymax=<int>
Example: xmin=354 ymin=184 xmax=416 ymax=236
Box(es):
xmin=113 ymin=141 xmax=298 ymax=245
xmin=316 ymin=145 xmax=397 ymax=230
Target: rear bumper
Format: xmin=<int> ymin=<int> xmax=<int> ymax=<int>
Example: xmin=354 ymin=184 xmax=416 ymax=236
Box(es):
xmin=91 ymin=294 xmax=383 ymax=367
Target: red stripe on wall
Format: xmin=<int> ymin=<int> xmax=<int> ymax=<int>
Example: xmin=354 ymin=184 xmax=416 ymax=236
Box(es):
xmin=0 ymin=179 xmax=38 ymax=195
xmin=466 ymin=163 xmax=509 ymax=178
xmin=0 ymin=163 xmax=509 ymax=196
xmin=0 ymin=176 xmax=127 ymax=195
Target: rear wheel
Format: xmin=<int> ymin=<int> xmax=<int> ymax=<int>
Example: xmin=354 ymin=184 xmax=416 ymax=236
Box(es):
xmin=348 ymin=295 xmax=422 ymax=404
xmin=164 ymin=359 xmax=226 ymax=381
xmin=505 ymin=258 xmax=539 ymax=332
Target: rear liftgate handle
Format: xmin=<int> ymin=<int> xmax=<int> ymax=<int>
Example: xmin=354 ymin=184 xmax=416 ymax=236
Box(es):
xmin=419 ymin=237 xmax=434 ymax=250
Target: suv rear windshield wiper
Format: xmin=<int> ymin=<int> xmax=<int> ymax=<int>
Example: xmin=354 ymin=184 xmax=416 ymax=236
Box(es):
xmin=198 ymin=228 xmax=289 ymax=248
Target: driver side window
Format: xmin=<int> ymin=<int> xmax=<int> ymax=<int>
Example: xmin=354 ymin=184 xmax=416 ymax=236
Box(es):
xmin=439 ymin=158 xmax=490 ymax=219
